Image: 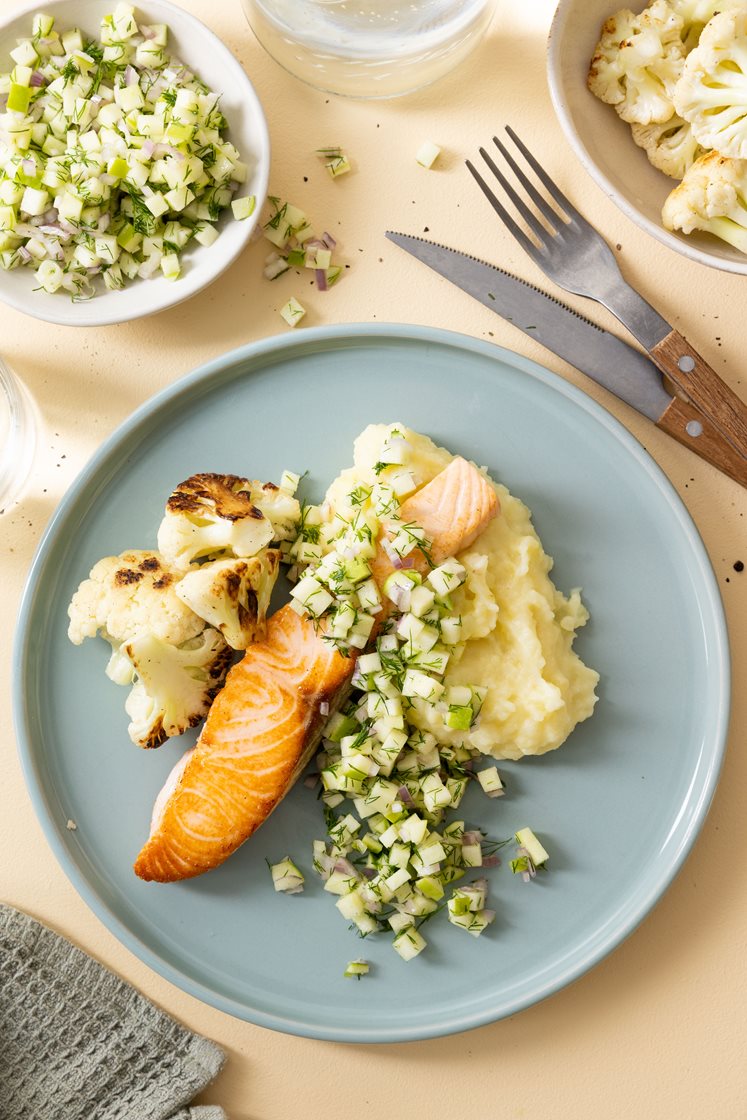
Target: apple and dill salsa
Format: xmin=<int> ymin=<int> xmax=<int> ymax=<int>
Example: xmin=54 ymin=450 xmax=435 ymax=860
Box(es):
xmin=0 ymin=4 xmax=255 ymax=297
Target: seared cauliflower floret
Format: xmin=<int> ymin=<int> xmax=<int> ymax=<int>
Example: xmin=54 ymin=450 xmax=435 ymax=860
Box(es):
xmin=122 ymin=629 xmax=233 ymax=749
xmin=588 ymin=0 xmax=686 ymax=124
xmin=175 ymin=551 xmax=281 ymax=650
xmin=674 ymin=8 xmax=747 ymax=158
xmin=68 ymin=550 xmax=206 ymax=681
xmin=68 ymin=548 xmax=234 ymax=746
xmin=157 ymin=473 xmax=300 ymax=570
xmin=250 ymin=481 xmax=302 ymax=541
xmin=662 ymin=150 xmax=747 ymax=252
xmin=631 ymin=114 xmax=703 ymax=177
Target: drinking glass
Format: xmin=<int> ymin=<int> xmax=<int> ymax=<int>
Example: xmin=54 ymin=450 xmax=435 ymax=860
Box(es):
xmin=0 ymin=357 xmax=35 ymax=513
xmin=241 ymin=0 xmax=498 ymax=99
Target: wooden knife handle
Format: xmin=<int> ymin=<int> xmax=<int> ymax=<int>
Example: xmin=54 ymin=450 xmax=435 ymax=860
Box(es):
xmin=650 ymin=329 xmax=747 ymax=462
xmin=657 ymin=395 xmax=747 ymax=488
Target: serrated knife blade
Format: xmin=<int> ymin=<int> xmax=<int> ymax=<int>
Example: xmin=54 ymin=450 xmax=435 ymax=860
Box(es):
xmin=385 ymin=231 xmax=672 ymax=422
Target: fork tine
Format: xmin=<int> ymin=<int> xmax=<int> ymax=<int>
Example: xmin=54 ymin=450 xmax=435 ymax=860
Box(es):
xmin=504 ymin=125 xmax=586 ymax=226
xmin=491 ymin=135 xmax=565 ymax=231
xmin=478 ymin=147 xmax=556 ymax=245
xmin=465 ymin=159 xmax=539 ymax=260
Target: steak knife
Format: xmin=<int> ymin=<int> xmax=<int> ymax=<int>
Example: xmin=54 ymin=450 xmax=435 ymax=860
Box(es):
xmin=386 ymin=231 xmax=747 ymax=489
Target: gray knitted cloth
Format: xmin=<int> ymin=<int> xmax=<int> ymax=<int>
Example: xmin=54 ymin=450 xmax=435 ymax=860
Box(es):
xmin=0 ymin=904 xmax=228 ymax=1120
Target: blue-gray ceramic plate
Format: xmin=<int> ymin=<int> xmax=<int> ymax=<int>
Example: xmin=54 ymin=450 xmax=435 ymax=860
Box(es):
xmin=13 ymin=324 xmax=729 ymax=1042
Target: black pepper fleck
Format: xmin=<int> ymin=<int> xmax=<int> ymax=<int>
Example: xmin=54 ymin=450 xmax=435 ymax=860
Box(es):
xmin=734 ymin=560 xmax=744 ymax=572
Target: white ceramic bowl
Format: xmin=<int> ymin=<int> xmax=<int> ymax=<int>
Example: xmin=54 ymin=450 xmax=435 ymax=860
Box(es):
xmin=547 ymin=0 xmax=747 ymax=276
xmin=0 ymin=0 xmax=270 ymax=326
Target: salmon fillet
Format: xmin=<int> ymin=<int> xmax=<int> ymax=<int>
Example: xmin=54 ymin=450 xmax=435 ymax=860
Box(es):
xmin=134 ymin=457 xmax=499 ymax=882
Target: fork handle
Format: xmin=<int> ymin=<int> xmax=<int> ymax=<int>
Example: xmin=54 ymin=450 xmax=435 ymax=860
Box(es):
xmin=650 ymin=329 xmax=747 ymax=464
xmin=656 ymin=395 xmax=747 ymax=489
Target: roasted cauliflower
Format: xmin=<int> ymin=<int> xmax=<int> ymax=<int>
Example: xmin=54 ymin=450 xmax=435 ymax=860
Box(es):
xmin=631 ymin=114 xmax=703 ymax=177
xmin=674 ymin=7 xmax=747 ymax=159
xmin=122 ymin=629 xmax=233 ymax=749
xmin=175 ymin=551 xmax=281 ymax=650
xmin=68 ymin=549 xmax=206 ymax=683
xmin=662 ymin=149 xmax=747 ymax=252
xmin=588 ymin=0 xmax=686 ymax=125
xmin=68 ymin=548 xmax=233 ymax=747
xmin=157 ymin=473 xmax=300 ymax=570
xmin=668 ymin=0 xmax=743 ymax=49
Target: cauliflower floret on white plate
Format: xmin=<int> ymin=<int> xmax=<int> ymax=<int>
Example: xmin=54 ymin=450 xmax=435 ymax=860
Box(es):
xmin=157 ymin=472 xmax=300 ymax=570
xmin=588 ymin=0 xmax=686 ymax=124
xmin=662 ymin=149 xmax=747 ymax=252
xmin=175 ymin=551 xmax=281 ymax=650
xmin=122 ymin=629 xmax=233 ymax=749
xmin=631 ymin=113 xmax=703 ymax=177
xmin=674 ymin=7 xmax=747 ymax=159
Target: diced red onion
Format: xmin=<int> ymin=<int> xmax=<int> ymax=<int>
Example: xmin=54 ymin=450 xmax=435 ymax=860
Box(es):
xmin=124 ymin=65 xmax=138 ymax=86
xmin=382 ymin=538 xmax=400 ymax=562
xmin=141 ymin=23 xmax=157 ymax=39
xmin=397 ymin=785 xmax=414 ymax=806
xmin=303 ymin=773 xmax=319 ymax=789
xmin=334 ymin=858 xmax=357 ymax=876
xmin=21 ymin=157 xmax=35 ymax=175
xmin=153 ymin=142 xmax=185 ymax=160
xmin=462 ymin=831 xmax=483 ymax=846
xmin=30 ymin=70 xmax=46 ymax=87
xmin=141 ymin=139 xmax=155 ymax=159
xmin=361 ymin=866 xmax=377 ymax=881
xmin=18 ymin=246 xmax=32 ymax=262
xmin=387 ymin=582 xmax=410 ymax=610
xmin=315 ymin=269 xmax=328 ymax=292
xmin=321 ymin=231 xmax=337 ymax=249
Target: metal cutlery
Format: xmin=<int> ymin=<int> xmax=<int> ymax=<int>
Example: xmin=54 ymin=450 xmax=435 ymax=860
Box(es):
xmin=385 ymin=231 xmax=747 ymax=488
xmin=460 ymin=126 xmax=747 ymax=485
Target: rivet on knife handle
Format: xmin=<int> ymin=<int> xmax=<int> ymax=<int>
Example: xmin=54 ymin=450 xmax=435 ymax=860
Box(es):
xmin=650 ymin=329 xmax=747 ymax=463
xmin=657 ymin=394 xmax=747 ymax=488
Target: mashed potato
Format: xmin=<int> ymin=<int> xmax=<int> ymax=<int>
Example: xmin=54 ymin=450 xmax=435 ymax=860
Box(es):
xmin=327 ymin=424 xmax=599 ymax=761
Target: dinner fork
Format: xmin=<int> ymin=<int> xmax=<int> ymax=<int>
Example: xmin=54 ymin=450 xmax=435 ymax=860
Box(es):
xmin=466 ymin=126 xmax=747 ymax=467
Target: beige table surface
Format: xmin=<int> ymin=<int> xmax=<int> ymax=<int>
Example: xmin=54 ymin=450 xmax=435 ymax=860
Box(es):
xmin=2 ymin=0 xmax=746 ymax=1116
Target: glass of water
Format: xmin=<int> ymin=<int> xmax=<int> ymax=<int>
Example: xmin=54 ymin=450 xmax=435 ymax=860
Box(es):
xmin=0 ymin=357 xmax=35 ymax=514
xmin=241 ymin=0 xmax=498 ymax=99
